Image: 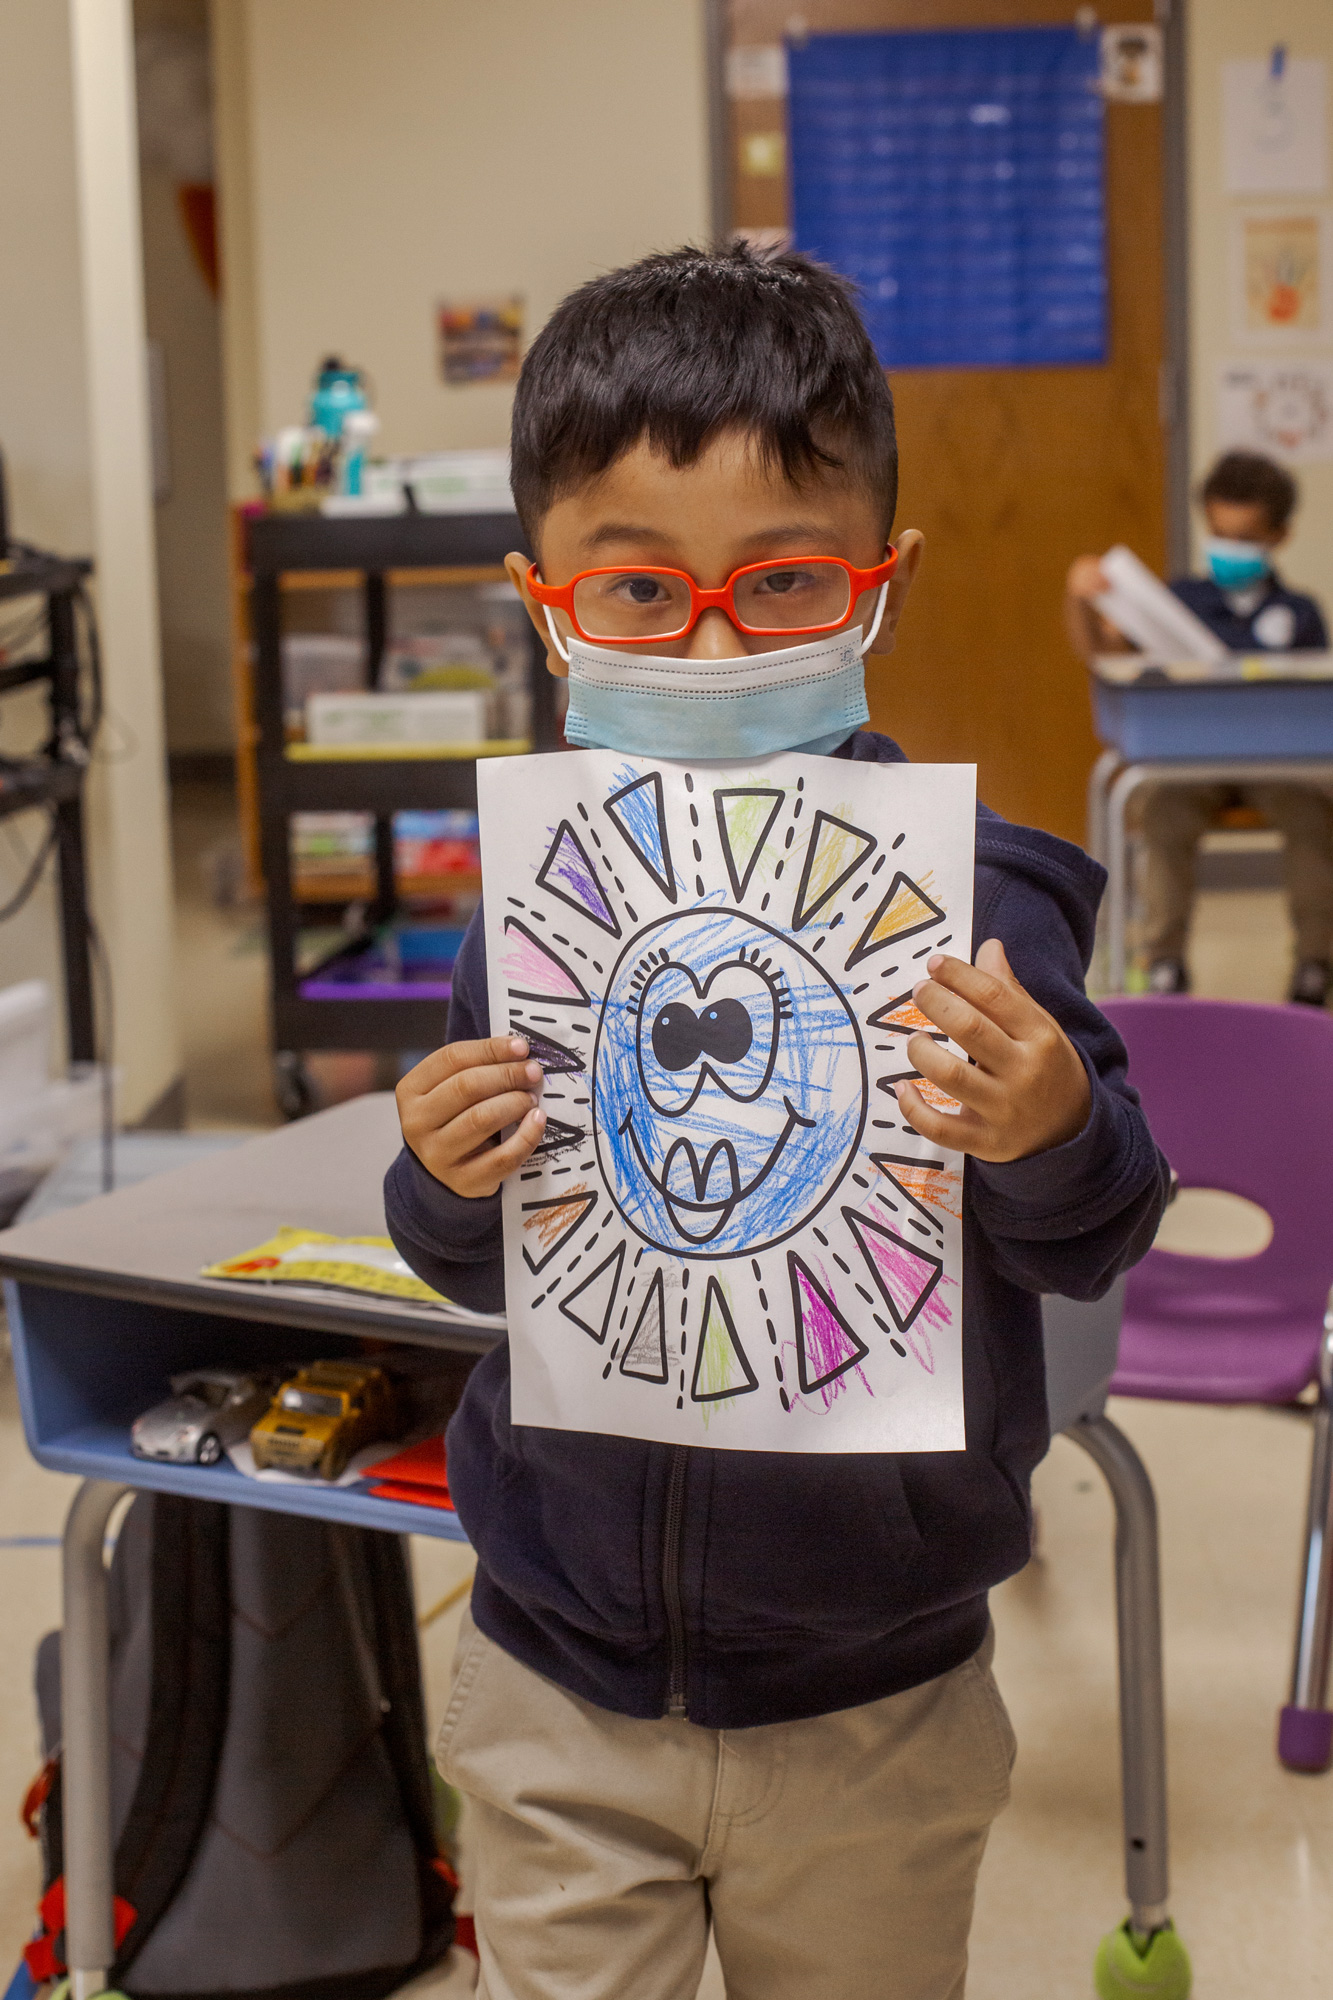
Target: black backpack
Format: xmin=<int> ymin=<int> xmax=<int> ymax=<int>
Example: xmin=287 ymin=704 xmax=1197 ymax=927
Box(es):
xmin=27 ymin=1494 xmax=456 ymax=1999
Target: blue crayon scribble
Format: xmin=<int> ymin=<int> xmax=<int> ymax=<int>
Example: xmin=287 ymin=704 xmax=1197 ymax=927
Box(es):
xmin=607 ymin=763 xmax=680 ymax=898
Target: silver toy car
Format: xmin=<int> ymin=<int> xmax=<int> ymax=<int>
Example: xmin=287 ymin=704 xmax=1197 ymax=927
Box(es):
xmin=131 ymin=1368 xmax=279 ymax=1467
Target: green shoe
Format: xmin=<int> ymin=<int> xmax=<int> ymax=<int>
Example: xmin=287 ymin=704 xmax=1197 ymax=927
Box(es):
xmin=1095 ymin=1919 xmax=1192 ymax=2000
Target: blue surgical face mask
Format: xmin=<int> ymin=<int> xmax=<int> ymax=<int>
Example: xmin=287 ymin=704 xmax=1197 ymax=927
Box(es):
xmin=548 ymin=589 xmax=887 ymax=759
xmin=560 ymin=628 xmax=868 ymax=758
xmin=1204 ymin=536 xmax=1271 ymax=592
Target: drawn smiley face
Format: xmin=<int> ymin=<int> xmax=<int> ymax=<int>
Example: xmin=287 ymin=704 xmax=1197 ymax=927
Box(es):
xmin=593 ymin=911 xmax=868 ymax=1257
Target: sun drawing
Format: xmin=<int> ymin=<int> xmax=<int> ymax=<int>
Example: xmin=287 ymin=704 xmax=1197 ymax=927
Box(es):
xmin=495 ymin=757 xmax=965 ymax=1430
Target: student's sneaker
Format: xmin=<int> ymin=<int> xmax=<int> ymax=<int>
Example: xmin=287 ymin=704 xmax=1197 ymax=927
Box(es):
xmin=1147 ymin=958 xmax=1189 ymax=995
xmin=1290 ymin=959 xmax=1331 ymax=1007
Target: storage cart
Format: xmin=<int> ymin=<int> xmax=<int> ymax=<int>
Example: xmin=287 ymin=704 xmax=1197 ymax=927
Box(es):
xmin=246 ymin=510 xmax=557 ymax=1114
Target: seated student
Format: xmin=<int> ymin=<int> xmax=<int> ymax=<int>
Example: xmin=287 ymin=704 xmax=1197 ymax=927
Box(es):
xmin=1066 ymin=450 xmax=1333 ymax=1004
xmin=387 ymin=245 xmax=1169 ymax=2000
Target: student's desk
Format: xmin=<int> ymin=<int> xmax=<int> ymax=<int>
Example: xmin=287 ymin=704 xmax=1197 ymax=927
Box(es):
xmin=0 ymin=1095 xmax=495 ymax=1999
xmin=1086 ymin=652 xmax=1333 ymax=989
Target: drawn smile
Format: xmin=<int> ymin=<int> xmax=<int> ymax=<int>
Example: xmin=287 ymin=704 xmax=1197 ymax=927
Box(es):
xmin=621 ymin=1097 xmax=816 ymax=1245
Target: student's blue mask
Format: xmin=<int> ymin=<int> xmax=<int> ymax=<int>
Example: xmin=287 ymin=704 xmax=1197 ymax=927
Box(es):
xmin=1203 ymin=536 xmax=1271 ymax=592
xmin=554 ymin=599 xmax=887 ymax=760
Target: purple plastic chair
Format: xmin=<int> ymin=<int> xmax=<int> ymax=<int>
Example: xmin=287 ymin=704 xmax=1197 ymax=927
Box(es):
xmin=1101 ymin=995 xmax=1333 ymax=1773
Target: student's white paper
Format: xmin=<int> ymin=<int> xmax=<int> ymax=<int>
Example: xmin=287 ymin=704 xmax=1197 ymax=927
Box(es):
xmin=1093 ymin=545 xmax=1229 ymax=663
xmin=478 ymin=750 xmax=975 ymax=1455
xmin=1223 ymin=57 xmax=1328 ymax=195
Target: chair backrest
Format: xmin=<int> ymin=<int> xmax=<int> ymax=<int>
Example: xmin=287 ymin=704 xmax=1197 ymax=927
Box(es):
xmin=1100 ymin=996 xmax=1333 ymax=1325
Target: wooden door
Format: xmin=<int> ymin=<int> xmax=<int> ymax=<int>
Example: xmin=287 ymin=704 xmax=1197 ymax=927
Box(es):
xmin=726 ymin=0 xmax=1167 ymax=843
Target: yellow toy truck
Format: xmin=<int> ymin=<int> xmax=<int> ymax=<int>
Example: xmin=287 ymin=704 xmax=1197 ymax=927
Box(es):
xmin=250 ymin=1358 xmax=398 ymax=1480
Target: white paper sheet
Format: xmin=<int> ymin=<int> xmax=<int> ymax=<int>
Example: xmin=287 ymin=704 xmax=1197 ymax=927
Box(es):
xmin=1093 ymin=545 xmax=1229 ymax=664
xmin=478 ymin=751 xmax=975 ymax=1455
xmin=1223 ymin=57 xmax=1328 ymax=195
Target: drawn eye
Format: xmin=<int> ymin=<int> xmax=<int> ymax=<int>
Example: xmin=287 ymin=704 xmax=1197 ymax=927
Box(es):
xmin=637 ymin=960 xmax=778 ymax=1113
xmin=652 ymin=998 xmax=753 ymax=1071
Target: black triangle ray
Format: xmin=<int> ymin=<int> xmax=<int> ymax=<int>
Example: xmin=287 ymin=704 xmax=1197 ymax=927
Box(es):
xmin=790 ymin=811 xmax=877 ymax=931
xmin=534 ymin=819 xmax=621 ymax=937
xmin=864 ymin=988 xmax=948 ymax=1039
xmin=519 ymin=1190 xmax=597 ymax=1274
xmin=868 ymin=1155 xmax=948 ymax=1226
xmin=843 ymin=871 xmax=946 ymax=973
xmin=558 ymin=1242 xmax=626 ymax=1345
xmin=502 ymin=915 xmax=591 ymax=1007
xmin=713 ymin=788 xmax=784 ymax=902
xmin=604 ymin=771 xmax=677 ymax=903
xmin=690 ymin=1277 xmax=759 ymax=1402
xmin=843 ymin=1206 xmax=944 ymax=1333
xmin=514 ymin=1028 xmax=585 ymax=1076
xmin=619 ymin=1269 xmax=669 ymax=1383
xmin=787 ymin=1252 xmax=870 ymax=1394
xmin=530 ymin=1116 xmax=587 ymax=1160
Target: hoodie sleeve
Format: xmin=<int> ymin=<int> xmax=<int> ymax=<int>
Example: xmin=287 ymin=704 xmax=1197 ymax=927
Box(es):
xmin=964 ymin=866 xmax=1171 ymax=1300
xmin=383 ymin=904 xmax=507 ymax=1314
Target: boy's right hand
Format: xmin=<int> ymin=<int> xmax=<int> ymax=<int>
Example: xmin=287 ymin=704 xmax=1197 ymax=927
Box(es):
xmin=396 ymin=1036 xmax=546 ymax=1198
xmin=1066 ymin=555 xmax=1109 ymax=602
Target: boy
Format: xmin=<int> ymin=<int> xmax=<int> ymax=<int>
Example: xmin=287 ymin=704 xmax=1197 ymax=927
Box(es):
xmin=1066 ymin=451 xmax=1332 ymax=1004
xmin=388 ymin=245 xmax=1169 ymax=2000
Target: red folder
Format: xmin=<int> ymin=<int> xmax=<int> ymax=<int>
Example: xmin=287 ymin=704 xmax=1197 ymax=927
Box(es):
xmin=365 ymin=1435 xmax=454 ymax=1511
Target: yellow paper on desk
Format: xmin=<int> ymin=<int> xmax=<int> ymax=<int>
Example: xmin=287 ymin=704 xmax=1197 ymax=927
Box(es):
xmin=202 ymin=1226 xmax=448 ymax=1305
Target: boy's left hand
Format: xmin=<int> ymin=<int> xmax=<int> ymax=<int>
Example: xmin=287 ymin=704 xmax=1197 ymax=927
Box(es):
xmin=897 ymin=939 xmax=1091 ymax=1163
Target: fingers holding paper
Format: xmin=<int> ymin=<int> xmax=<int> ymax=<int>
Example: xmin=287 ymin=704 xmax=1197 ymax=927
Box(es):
xmin=896 ymin=940 xmax=1091 ymax=1164
xmin=396 ymin=1034 xmax=548 ymax=1197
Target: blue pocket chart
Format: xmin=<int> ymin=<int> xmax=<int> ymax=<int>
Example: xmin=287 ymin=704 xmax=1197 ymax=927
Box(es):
xmin=788 ymin=25 xmax=1106 ymax=370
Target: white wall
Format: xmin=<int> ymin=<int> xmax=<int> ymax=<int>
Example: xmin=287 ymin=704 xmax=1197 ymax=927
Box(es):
xmin=212 ymin=0 xmax=710 ymax=487
xmin=0 ymin=0 xmax=180 ymax=1121
xmin=137 ymin=0 xmax=234 ymax=754
xmin=0 ymin=3 xmax=90 ymax=1046
xmin=1188 ymin=0 xmax=1333 ymax=611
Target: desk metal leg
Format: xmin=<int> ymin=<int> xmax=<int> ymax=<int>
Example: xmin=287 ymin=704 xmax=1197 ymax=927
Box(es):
xmin=62 ymin=1478 xmax=130 ymax=1999
xmin=1106 ymin=765 xmax=1152 ymax=993
xmin=1066 ymin=1415 xmax=1169 ymax=1935
xmin=1087 ymin=747 xmax=1122 ymax=867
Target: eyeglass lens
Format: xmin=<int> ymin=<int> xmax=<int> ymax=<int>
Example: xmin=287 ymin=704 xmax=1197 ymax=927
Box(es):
xmin=570 ymin=561 xmax=853 ymax=641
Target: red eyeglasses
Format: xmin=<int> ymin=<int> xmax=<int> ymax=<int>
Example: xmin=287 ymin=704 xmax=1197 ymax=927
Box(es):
xmin=525 ymin=551 xmax=898 ymax=647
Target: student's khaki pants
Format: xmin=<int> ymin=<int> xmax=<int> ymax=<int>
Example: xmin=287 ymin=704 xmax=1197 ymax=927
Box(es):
xmin=1141 ymin=781 xmax=1333 ymax=964
xmin=437 ymin=1610 xmax=1015 ymax=2000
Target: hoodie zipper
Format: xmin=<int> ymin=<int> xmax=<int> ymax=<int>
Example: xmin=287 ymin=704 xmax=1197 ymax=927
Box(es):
xmin=662 ymin=1445 xmax=689 ymax=1718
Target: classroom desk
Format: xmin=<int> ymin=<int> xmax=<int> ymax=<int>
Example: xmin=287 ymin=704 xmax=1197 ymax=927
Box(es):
xmin=0 ymin=1095 xmax=496 ymax=1999
xmin=1086 ymin=653 xmax=1333 ymax=989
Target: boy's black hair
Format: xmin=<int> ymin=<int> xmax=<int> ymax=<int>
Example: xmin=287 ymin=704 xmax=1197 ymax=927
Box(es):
xmin=510 ymin=242 xmax=897 ymax=545
xmin=1200 ymin=450 xmax=1298 ymax=533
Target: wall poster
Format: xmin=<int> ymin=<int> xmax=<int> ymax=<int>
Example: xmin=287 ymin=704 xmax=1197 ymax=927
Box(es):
xmin=1217 ymin=359 xmax=1333 ymax=462
xmin=787 ymin=26 xmax=1106 ymax=370
xmin=479 ymin=751 xmax=976 ymax=1456
xmin=1231 ymin=209 xmax=1332 ymax=342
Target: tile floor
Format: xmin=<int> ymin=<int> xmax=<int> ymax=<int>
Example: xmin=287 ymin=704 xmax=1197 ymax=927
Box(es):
xmin=0 ymin=785 xmax=1328 ymax=1996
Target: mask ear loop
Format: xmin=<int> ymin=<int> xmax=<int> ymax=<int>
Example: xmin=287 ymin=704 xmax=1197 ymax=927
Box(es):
xmin=858 ymin=581 xmax=891 ymax=657
xmin=542 ymin=605 xmax=571 ymax=667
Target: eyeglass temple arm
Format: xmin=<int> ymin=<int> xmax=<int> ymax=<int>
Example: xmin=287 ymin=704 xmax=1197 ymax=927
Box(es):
xmin=859 ymin=581 xmax=891 ymax=656
xmin=542 ymin=604 xmax=572 ymax=666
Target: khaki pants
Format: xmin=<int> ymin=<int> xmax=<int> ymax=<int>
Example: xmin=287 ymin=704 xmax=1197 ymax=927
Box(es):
xmin=1141 ymin=782 xmax=1333 ymax=964
xmin=437 ymin=1611 xmax=1015 ymax=2000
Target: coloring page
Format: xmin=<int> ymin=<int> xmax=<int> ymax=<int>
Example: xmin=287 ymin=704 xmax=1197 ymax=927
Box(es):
xmin=478 ymin=751 xmax=976 ymax=1454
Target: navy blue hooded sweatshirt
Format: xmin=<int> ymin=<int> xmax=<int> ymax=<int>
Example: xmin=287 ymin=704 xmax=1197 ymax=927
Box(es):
xmin=386 ymin=730 xmax=1170 ymax=1730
